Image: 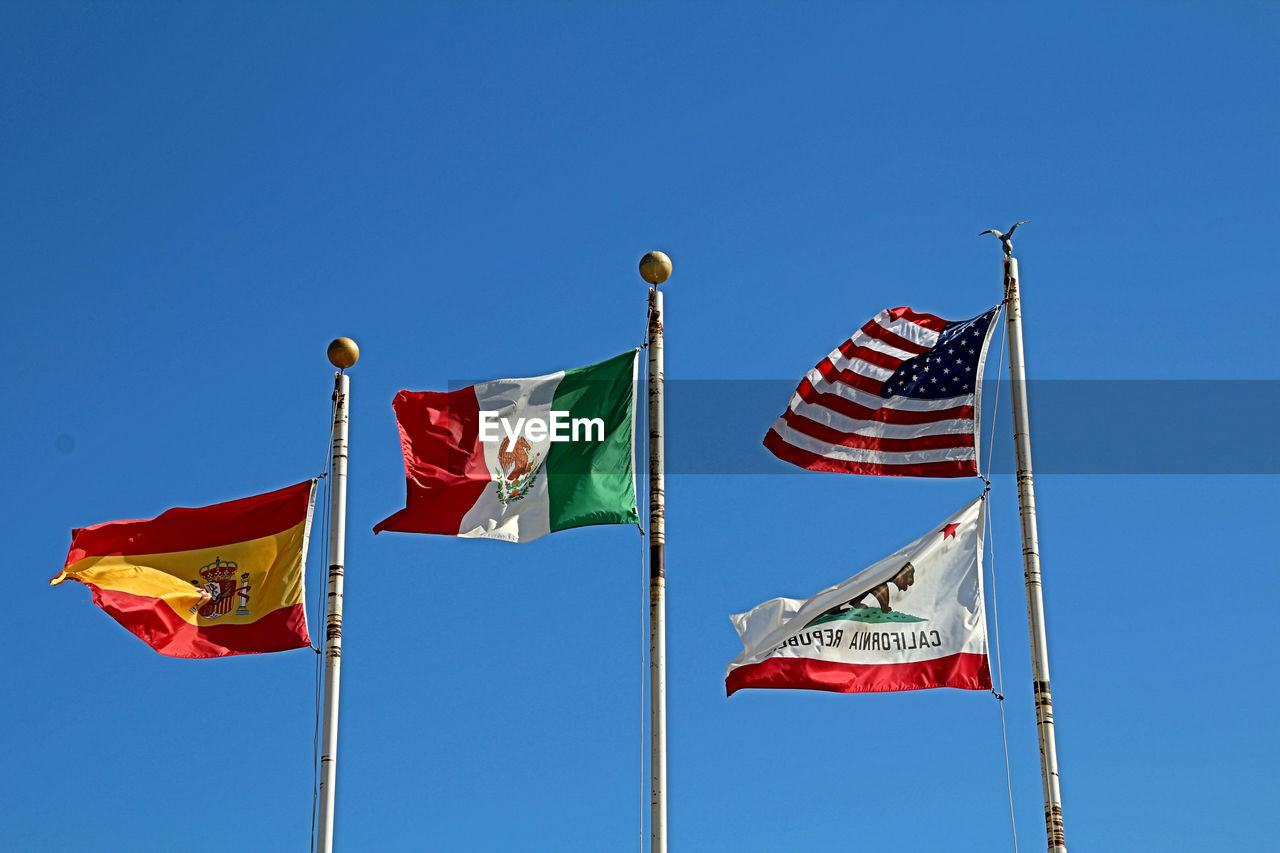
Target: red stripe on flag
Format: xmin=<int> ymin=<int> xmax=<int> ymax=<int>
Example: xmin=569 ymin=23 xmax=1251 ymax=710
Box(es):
xmin=794 ymin=379 xmax=976 ymax=425
xmin=726 ymin=652 xmax=992 ymax=696
xmin=88 ymin=586 xmax=310 ymax=659
xmin=857 ymin=318 xmax=933 ymax=355
xmin=67 ymin=481 xmax=315 ymax=565
xmin=813 ymin=362 xmax=885 ymax=396
xmin=763 ymin=429 xmax=977 ymax=477
xmin=882 ymin=306 xmax=949 ymax=332
xmin=779 ymin=409 xmax=975 ymax=453
xmin=834 ymin=340 xmax=909 ymax=372
xmin=374 ymin=385 xmax=490 ymax=535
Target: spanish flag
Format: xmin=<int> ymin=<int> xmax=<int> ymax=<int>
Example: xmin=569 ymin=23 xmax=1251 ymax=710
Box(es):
xmin=51 ymin=481 xmax=316 ymax=659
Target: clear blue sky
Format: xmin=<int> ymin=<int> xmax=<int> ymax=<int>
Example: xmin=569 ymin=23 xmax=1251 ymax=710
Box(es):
xmin=5 ymin=3 xmax=1277 ymax=852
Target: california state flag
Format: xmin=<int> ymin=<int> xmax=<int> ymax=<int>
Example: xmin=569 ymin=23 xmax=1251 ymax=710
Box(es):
xmin=726 ymin=496 xmax=991 ymax=695
xmin=375 ymin=351 xmax=639 ymax=543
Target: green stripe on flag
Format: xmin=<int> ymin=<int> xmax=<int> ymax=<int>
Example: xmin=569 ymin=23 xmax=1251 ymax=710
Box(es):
xmin=546 ymin=350 xmax=640 ymax=532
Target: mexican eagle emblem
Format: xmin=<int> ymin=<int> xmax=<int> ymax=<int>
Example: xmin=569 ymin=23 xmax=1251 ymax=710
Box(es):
xmin=494 ymin=436 xmax=543 ymax=506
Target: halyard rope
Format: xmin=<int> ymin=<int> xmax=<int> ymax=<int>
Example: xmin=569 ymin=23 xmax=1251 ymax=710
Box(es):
xmin=637 ymin=292 xmax=654 ymax=852
xmin=310 ymin=383 xmax=338 ymax=852
xmin=983 ymin=317 xmax=1019 ymax=853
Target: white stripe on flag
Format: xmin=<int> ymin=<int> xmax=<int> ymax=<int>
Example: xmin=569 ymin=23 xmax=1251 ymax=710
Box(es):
xmin=798 ymin=371 xmax=964 ymax=413
xmin=871 ymin=311 xmax=941 ymax=349
xmin=768 ymin=421 xmax=978 ymax=466
xmin=787 ymin=399 xmax=975 ymax=438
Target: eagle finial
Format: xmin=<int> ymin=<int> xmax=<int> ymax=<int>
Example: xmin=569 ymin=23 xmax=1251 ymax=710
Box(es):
xmin=979 ymin=220 xmax=1029 ymax=257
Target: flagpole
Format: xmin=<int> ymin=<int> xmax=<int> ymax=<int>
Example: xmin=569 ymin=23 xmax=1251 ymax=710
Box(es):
xmin=1000 ymin=249 xmax=1068 ymax=852
xmin=640 ymin=251 xmax=671 ymax=853
xmin=317 ymin=337 xmax=358 ymax=853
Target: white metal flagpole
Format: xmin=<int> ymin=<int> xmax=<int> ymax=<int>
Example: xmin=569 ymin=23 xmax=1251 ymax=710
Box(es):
xmin=639 ymin=251 xmax=671 ymax=853
xmin=988 ymin=225 xmax=1068 ymax=853
xmin=317 ymin=337 xmax=358 ymax=853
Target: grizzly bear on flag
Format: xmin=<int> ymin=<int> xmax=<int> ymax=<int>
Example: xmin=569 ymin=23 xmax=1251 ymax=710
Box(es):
xmin=822 ymin=561 xmax=916 ymax=616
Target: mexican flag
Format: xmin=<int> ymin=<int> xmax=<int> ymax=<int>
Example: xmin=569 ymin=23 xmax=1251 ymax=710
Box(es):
xmin=375 ymin=350 xmax=640 ymax=543
xmin=726 ymin=496 xmax=991 ymax=695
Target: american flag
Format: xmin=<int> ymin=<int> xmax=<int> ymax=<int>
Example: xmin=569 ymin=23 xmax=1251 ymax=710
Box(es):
xmin=763 ymin=305 xmax=1001 ymax=477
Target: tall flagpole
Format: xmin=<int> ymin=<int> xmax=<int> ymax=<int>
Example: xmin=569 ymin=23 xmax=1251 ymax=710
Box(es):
xmin=993 ymin=230 xmax=1067 ymax=853
xmin=639 ymin=251 xmax=671 ymax=853
xmin=317 ymin=337 xmax=358 ymax=853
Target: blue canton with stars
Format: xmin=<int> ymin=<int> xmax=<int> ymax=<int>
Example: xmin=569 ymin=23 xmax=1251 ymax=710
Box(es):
xmin=880 ymin=307 xmax=1000 ymax=400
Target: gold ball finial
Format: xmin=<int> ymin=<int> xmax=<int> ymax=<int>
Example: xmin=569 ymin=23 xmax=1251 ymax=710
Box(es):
xmin=327 ymin=337 xmax=360 ymax=369
xmin=639 ymin=251 xmax=672 ymax=285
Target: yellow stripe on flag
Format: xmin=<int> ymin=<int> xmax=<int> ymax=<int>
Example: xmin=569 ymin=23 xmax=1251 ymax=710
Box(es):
xmin=53 ymin=520 xmax=308 ymax=627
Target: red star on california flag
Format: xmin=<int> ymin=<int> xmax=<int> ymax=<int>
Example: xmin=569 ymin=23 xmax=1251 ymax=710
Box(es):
xmin=942 ymin=523 xmax=960 ymax=539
